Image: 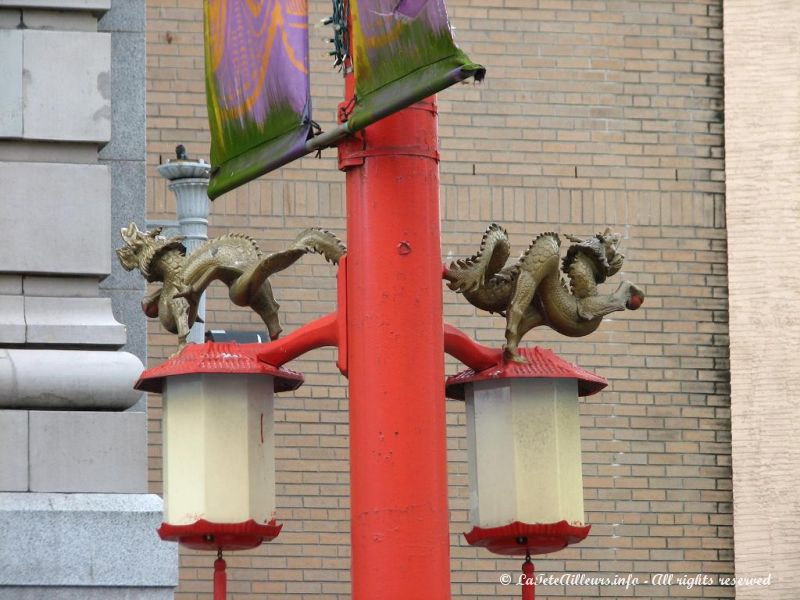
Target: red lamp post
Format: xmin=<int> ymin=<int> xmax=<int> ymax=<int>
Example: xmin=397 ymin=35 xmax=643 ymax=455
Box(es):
xmin=137 ymin=7 xmax=609 ymax=600
xmin=138 ymin=69 xmax=602 ymax=600
xmin=138 ymin=109 xmax=607 ymax=599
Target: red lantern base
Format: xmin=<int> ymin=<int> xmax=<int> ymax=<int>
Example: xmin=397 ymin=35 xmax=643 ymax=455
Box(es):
xmin=464 ymin=520 xmax=590 ymax=556
xmin=158 ymin=518 xmax=282 ymax=551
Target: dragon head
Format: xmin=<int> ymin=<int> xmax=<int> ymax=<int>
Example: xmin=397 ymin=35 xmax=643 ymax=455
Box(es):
xmin=563 ymin=228 xmax=625 ymax=281
xmin=598 ymin=228 xmax=624 ymax=276
xmin=116 ymin=222 xmax=185 ymax=280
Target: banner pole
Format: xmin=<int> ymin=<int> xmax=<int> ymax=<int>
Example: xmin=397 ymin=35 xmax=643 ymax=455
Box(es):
xmin=340 ymin=58 xmax=451 ymax=600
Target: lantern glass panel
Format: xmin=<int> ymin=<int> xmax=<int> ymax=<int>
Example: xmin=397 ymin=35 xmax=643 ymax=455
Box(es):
xmin=163 ymin=373 xmax=275 ymax=525
xmin=466 ymin=378 xmax=584 ymax=528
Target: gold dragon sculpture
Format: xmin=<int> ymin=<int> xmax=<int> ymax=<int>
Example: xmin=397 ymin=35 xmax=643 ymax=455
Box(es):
xmin=444 ymin=224 xmax=645 ymax=362
xmin=116 ymin=223 xmax=345 ymax=351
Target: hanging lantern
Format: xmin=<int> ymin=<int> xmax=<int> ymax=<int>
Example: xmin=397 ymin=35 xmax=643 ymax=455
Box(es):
xmin=446 ymin=347 xmax=607 ymax=558
xmin=135 ymin=342 xmax=303 ymax=552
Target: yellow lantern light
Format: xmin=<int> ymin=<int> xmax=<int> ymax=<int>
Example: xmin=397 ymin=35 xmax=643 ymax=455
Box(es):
xmin=446 ymin=346 xmax=606 ymax=557
xmin=135 ymin=342 xmax=303 ymax=551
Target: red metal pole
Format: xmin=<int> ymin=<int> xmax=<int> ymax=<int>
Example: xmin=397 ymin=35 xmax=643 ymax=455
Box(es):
xmin=340 ymin=73 xmax=450 ymax=598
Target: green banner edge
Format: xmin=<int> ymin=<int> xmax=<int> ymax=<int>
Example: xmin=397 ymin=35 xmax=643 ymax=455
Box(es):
xmin=346 ymin=52 xmax=485 ymax=134
xmin=207 ymin=124 xmax=312 ymax=200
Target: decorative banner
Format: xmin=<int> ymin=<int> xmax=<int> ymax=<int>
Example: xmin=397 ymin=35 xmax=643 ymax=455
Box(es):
xmin=204 ymin=0 xmax=311 ymax=200
xmin=347 ymin=0 xmax=485 ymax=132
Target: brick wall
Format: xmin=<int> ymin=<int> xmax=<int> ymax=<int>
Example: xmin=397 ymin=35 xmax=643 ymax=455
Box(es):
xmin=145 ymin=0 xmax=730 ymax=597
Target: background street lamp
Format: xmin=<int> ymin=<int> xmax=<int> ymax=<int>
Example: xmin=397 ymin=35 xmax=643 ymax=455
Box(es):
xmin=156 ymin=146 xmax=211 ymax=344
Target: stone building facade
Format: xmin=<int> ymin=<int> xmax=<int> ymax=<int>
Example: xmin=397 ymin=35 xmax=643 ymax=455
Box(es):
xmin=141 ymin=0 xmax=795 ymax=598
xmin=0 ymin=1 xmax=176 ymax=598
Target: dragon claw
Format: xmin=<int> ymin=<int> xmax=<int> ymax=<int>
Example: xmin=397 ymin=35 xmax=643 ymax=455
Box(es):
xmin=503 ymin=346 xmax=529 ymax=364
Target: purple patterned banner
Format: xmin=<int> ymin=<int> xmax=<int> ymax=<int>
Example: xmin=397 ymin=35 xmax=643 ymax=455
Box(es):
xmin=204 ymin=0 xmax=311 ymax=199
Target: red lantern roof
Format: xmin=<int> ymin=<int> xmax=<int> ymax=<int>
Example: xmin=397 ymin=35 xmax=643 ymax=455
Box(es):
xmin=135 ymin=342 xmax=304 ymax=394
xmin=445 ymin=346 xmax=607 ymax=400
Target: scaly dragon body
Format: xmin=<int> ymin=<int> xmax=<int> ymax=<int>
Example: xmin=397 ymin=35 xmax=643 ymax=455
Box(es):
xmin=444 ymin=224 xmax=644 ymax=361
xmin=117 ymin=223 xmax=345 ymax=351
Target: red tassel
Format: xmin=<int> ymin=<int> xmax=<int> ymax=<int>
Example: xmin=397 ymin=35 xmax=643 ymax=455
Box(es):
xmin=522 ymin=557 xmax=534 ymax=600
xmin=214 ymin=555 xmax=227 ymax=600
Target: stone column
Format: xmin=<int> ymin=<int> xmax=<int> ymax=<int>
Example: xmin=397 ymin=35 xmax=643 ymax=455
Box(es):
xmin=0 ymin=1 xmax=176 ymax=598
xmin=724 ymin=1 xmax=800 ymax=597
xmin=158 ymin=157 xmax=211 ymax=344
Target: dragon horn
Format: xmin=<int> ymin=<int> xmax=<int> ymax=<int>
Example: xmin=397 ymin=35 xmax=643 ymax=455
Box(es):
xmin=600 ymin=228 xmax=621 ymax=246
xmin=121 ymin=222 xmax=139 ymax=244
xmin=565 ymin=234 xmax=583 ymax=243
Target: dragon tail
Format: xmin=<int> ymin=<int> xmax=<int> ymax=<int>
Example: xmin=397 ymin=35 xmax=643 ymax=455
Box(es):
xmin=444 ymin=223 xmax=511 ymax=293
xmin=292 ymin=228 xmax=347 ymax=265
